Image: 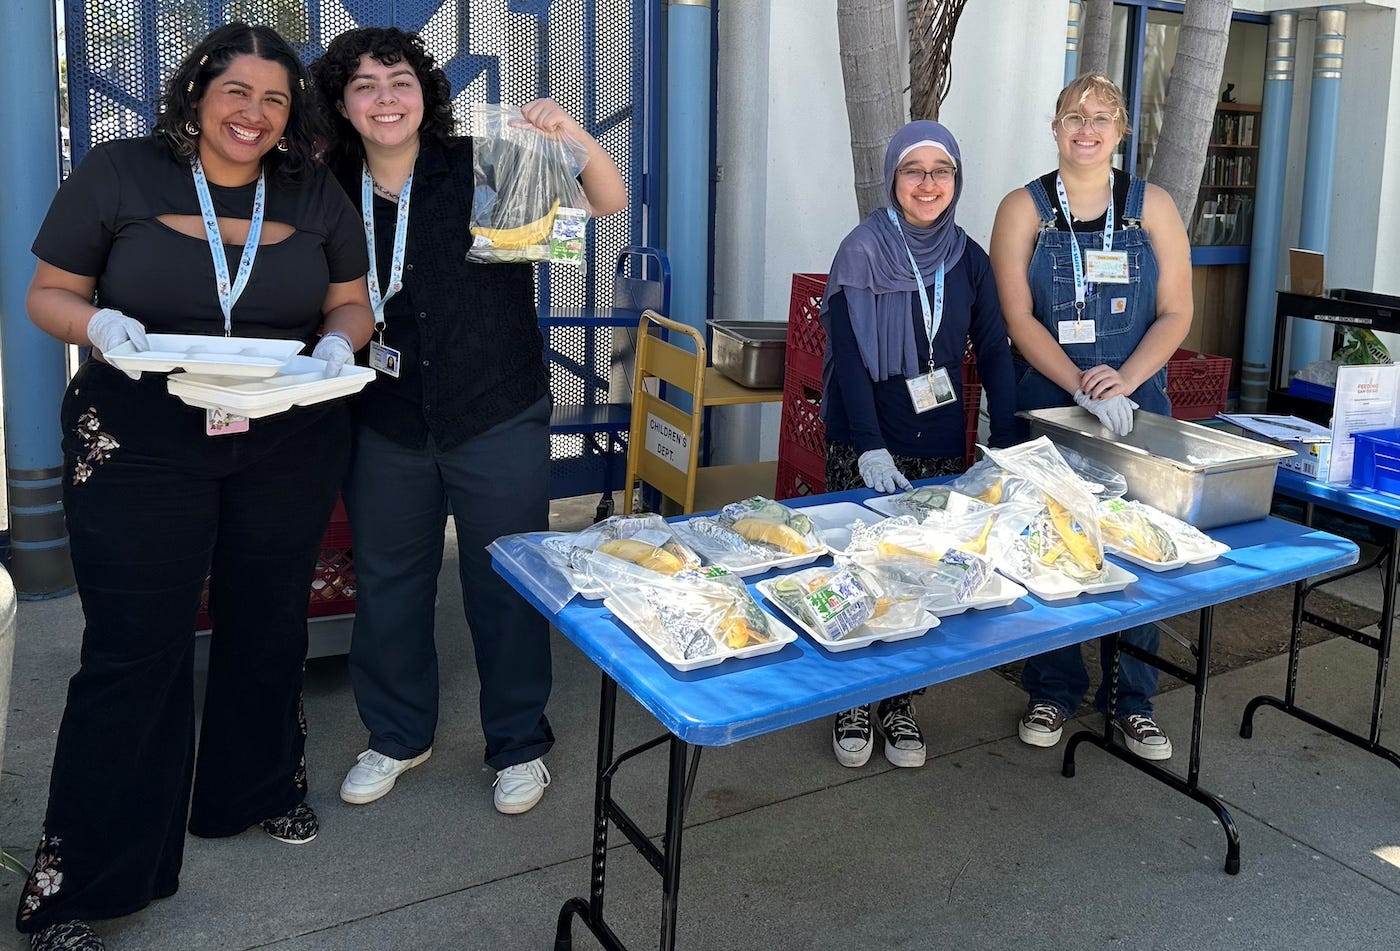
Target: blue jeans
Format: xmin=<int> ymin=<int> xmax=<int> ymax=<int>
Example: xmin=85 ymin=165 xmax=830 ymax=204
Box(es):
xmin=343 ymin=397 xmax=554 ymax=770
xmin=1021 ymin=625 xmax=1160 ymax=718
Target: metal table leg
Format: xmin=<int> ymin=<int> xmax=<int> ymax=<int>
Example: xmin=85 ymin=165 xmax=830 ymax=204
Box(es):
xmin=1063 ymin=606 xmax=1242 ymax=874
xmin=555 ymin=673 xmax=696 ymax=951
xmin=1240 ymin=505 xmax=1400 ymax=769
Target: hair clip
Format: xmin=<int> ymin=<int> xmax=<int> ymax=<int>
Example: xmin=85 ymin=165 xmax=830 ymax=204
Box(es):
xmin=186 ymin=80 xmax=195 ymax=93
xmin=299 ymin=77 xmax=306 ymax=91
xmin=199 ymin=53 xmax=209 ymax=67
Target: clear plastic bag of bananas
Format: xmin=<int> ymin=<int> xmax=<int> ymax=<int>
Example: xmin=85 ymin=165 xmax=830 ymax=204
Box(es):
xmin=467 ymin=103 xmax=591 ymax=264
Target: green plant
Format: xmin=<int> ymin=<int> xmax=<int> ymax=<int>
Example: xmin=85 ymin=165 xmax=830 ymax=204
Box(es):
xmin=0 ymin=847 xmax=26 ymax=877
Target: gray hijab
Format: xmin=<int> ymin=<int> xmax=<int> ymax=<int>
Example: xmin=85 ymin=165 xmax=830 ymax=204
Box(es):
xmin=820 ymin=120 xmax=968 ymax=384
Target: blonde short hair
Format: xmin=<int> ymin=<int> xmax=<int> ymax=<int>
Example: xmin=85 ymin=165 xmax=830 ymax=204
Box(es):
xmin=1054 ymin=73 xmax=1132 ymax=136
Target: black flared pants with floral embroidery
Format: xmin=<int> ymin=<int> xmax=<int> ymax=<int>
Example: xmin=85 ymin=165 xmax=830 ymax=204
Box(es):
xmin=16 ymin=362 xmax=349 ymax=932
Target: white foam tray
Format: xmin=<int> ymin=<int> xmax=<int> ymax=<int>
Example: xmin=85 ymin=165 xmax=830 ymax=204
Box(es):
xmin=922 ymin=572 xmax=1029 ymax=617
xmin=603 ymin=595 xmax=796 ymax=671
xmin=995 ymin=549 xmax=1138 ymax=602
xmin=106 ymin=333 xmax=304 ymax=379
xmin=166 ymin=356 xmax=375 ymax=418
xmin=797 ymin=501 xmax=889 ymax=555
xmin=755 ymin=571 xmax=938 ymax=653
xmin=1106 ymin=538 xmax=1230 ymax=572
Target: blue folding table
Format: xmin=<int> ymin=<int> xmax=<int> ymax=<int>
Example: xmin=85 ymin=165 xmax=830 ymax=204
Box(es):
xmin=492 ymin=488 xmax=1357 ymax=951
xmin=1242 ymin=468 xmax=1400 ymax=769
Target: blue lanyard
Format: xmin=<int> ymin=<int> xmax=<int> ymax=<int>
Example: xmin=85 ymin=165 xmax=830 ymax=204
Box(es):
xmin=361 ymin=164 xmax=414 ymax=336
xmin=192 ymin=159 xmax=264 ymax=337
xmin=886 ymin=207 xmax=945 ymax=372
xmin=1054 ymin=172 xmax=1114 ymax=312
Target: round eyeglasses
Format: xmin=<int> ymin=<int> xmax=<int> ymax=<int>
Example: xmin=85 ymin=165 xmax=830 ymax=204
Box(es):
xmin=1058 ymin=112 xmax=1119 ymax=134
xmin=896 ymin=166 xmax=956 ymax=186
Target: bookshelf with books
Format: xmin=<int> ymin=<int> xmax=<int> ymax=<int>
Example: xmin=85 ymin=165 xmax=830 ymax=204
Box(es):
xmin=1191 ymin=102 xmax=1260 ymax=247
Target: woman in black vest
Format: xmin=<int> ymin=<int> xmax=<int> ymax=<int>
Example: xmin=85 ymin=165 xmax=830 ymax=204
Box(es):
xmin=311 ymin=28 xmax=625 ymax=815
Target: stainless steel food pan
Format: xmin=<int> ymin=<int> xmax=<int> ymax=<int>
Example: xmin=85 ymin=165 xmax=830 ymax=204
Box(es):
xmin=709 ymin=320 xmax=787 ymax=389
xmin=1021 ymin=407 xmax=1294 ymax=529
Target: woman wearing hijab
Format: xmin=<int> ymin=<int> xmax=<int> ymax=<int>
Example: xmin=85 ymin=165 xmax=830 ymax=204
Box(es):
xmin=820 ymin=120 xmax=1016 ymax=769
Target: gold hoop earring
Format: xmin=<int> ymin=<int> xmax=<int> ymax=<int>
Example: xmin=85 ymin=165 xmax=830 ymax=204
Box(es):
xmin=184 ymin=120 xmax=200 ymax=137
xmin=276 ymin=137 xmax=289 ymax=153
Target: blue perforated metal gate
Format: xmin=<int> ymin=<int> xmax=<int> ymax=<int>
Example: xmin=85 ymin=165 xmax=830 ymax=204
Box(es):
xmin=65 ymin=0 xmax=658 ymax=500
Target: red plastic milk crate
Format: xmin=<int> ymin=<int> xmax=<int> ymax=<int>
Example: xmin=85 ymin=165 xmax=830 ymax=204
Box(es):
xmin=194 ymin=498 xmax=357 ymax=631
xmin=775 ymin=273 xmax=984 ymax=499
xmin=1166 ymin=348 xmax=1231 ymax=420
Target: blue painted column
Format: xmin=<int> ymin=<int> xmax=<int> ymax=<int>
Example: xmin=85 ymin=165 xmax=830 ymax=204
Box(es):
xmin=1239 ymin=12 xmax=1297 ymax=412
xmin=665 ymin=0 xmax=712 ymax=341
xmin=1065 ymin=1 xmax=1082 ymax=85
xmin=0 ymin=0 xmax=73 ymax=597
xmin=1289 ymin=6 xmax=1346 ymax=374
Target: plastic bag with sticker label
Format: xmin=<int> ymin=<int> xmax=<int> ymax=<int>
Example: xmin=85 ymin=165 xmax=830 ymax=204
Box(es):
xmin=467 ymin=103 xmax=592 ymax=265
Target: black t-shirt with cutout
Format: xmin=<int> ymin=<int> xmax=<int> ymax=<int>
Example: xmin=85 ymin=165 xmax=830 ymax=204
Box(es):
xmin=32 ymin=136 xmax=368 ymax=343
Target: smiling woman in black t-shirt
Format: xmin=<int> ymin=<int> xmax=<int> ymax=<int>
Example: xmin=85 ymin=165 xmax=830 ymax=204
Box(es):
xmin=16 ymin=24 xmax=373 ymax=951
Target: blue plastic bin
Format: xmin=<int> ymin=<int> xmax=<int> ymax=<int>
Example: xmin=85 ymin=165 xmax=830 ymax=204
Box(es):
xmin=1288 ymin=377 xmax=1336 ymax=404
xmin=1351 ymin=427 xmax=1400 ymax=496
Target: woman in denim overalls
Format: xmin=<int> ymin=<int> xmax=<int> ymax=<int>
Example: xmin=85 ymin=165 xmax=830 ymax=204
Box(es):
xmin=990 ymin=74 xmax=1193 ymax=762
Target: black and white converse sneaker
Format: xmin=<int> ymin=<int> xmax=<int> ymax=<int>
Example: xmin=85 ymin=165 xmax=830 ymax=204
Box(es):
xmin=877 ymin=694 xmax=927 ymax=768
xmin=1113 ymin=713 xmax=1173 ymax=761
xmin=832 ymin=705 xmax=873 ymax=767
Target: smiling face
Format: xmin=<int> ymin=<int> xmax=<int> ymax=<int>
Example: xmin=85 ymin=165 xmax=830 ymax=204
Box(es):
xmin=338 ymin=53 xmax=425 ymax=156
xmin=194 ymin=53 xmax=292 ymax=184
xmin=892 ymin=145 xmax=957 ymax=228
xmin=1053 ymin=91 xmax=1125 ymax=170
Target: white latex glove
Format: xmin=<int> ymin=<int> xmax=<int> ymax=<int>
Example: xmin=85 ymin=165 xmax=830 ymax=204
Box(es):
xmin=87 ymin=308 xmax=148 ymax=356
xmin=857 ymin=448 xmax=913 ymax=494
xmin=1074 ymin=389 xmax=1139 ymax=436
xmin=311 ymin=331 xmax=355 ymax=379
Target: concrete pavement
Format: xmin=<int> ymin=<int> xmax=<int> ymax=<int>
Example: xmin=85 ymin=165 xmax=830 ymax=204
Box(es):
xmin=2 ymin=508 xmax=1399 ymax=950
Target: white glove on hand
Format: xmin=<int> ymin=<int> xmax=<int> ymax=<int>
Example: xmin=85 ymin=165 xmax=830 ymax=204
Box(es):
xmin=857 ymin=448 xmax=913 ymax=494
xmin=87 ymin=308 xmax=148 ymax=356
xmin=311 ymin=332 xmax=355 ymax=379
xmin=1074 ymin=389 xmax=1139 ymax=436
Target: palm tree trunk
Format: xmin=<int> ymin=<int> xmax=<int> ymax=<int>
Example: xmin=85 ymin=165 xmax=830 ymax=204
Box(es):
xmin=1150 ymin=0 xmax=1234 ymax=224
xmin=1078 ymin=0 xmax=1113 ymax=78
xmin=836 ymin=0 xmax=905 ymax=219
xmin=908 ymin=0 xmax=969 ymax=122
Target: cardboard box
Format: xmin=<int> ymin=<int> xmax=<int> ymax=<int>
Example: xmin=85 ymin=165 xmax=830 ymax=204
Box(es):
xmin=1289 ymin=249 xmax=1325 ymax=297
xmin=1278 ymin=439 xmax=1332 ymax=480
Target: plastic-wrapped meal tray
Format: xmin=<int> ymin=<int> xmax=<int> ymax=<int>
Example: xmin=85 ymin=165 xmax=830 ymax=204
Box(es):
xmin=603 ymin=595 xmax=796 ymax=671
xmin=995 ymin=549 xmax=1138 ymax=602
xmin=671 ymin=520 xmax=823 ymax=577
xmin=166 ymin=357 xmax=375 ymax=418
xmin=755 ymin=571 xmax=938 ymax=653
xmin=922 ymin=572 xmax=1028 ymax=617
xmin=104 ymin=333 xmax=304 ymax=379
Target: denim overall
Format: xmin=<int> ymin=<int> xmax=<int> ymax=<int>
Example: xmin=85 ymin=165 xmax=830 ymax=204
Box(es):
xmin=1017 ymin=173 xmax=1163 ymax=719
xmin=1013 ymin=173 xmax=1171 ymax=436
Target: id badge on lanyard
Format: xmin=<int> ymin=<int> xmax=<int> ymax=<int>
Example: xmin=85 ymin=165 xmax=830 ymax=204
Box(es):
xmin=887 ymin=208 xmax=956 ymax=414
xmin=1054 ymin=172 xmax=1127 ymax=346
xmin=363 ymin=164 xmax=413 ymax=378
xmin=193 ymin=158 xmax=264 ymax=435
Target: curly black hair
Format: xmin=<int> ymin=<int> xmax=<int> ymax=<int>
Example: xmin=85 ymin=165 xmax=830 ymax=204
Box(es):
xmin=155 ymin=22 xmax=323 ymax=186
xmin=310 ymin=28 xmax=456 ymax=168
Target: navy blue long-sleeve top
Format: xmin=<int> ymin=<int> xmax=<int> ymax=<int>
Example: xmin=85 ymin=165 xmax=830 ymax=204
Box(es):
xmin=822 ymin=240 xmax=1017 ymax=457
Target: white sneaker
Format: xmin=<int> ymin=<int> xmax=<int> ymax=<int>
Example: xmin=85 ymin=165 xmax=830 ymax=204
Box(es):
xmin=339 ymin=748 xmax=432 ymax=804
xmin=493 ymin=758 xmax=551 ymax=814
